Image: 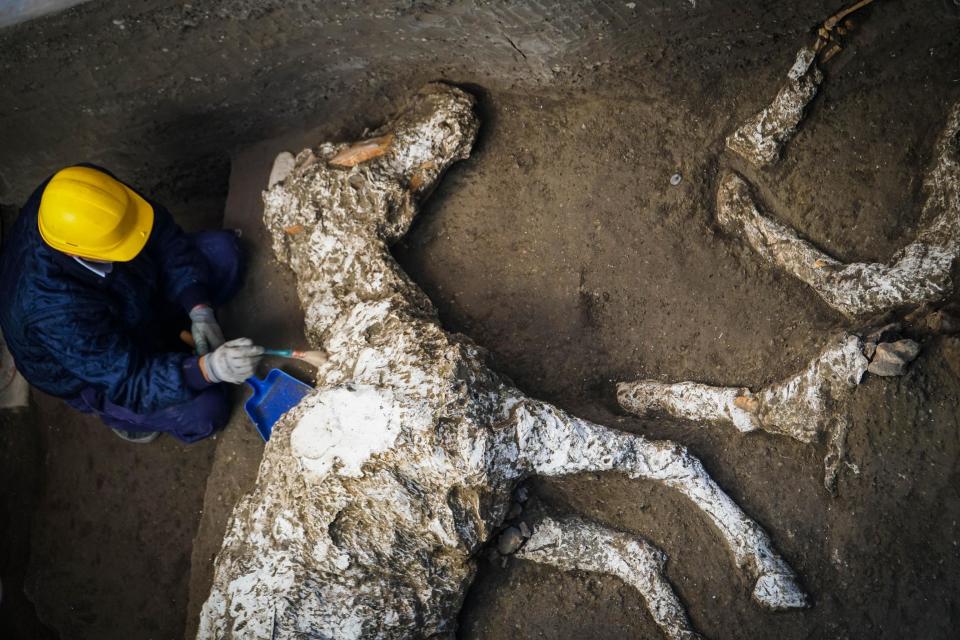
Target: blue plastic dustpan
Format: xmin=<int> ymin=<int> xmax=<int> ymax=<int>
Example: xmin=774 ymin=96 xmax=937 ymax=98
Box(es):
xmin=244 ymin=368 xmax=313 ymax=441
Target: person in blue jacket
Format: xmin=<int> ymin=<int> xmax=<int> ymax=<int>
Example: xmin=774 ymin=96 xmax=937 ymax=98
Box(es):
xmin=0 ymin=165 xmax=264 ymax=443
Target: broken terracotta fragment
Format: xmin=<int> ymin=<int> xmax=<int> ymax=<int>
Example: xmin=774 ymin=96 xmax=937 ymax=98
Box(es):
xmin=328 ymin=134 xmax=394 ymax=168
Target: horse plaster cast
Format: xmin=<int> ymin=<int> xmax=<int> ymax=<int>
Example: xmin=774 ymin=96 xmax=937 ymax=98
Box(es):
xmin=196 ymin=84 xmax=808 ymax=640
xmin=619 ymin=29 xmax=959 ymax=492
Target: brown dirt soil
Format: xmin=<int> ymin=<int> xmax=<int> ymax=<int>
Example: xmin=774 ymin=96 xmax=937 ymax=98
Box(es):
xmin=22 ymin=394 xmax=216 ymax=640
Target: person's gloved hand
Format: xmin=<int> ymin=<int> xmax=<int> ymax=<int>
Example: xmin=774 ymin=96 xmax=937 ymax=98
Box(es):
xmin=201 ymin=338 xmax=264 ymax=384
xmin=189 ymin=304 xmax=225 ymax=356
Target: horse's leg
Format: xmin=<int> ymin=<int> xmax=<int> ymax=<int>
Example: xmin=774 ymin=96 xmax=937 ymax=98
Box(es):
xmin=513 ymin=400 xmax=808 ymax=610
xmin=516 ymin=513 xmax=702 ymax=640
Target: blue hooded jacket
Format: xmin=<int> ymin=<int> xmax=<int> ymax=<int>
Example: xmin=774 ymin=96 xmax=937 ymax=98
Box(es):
xmin=0 ymin=166 xmax=213 ymax=415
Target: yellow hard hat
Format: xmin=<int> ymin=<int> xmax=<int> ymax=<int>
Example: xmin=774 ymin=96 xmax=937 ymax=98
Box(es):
xmin=38 ymin=166 xmax=154 ymax=262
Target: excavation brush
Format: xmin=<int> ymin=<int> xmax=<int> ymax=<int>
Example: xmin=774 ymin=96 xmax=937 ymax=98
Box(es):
xmin=178 ymin=331 xmax=322 ymax=439
xmin=263 ymin=348 xmax=328 ymax=368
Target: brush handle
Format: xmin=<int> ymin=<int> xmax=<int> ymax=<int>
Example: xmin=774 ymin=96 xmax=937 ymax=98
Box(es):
xmin=264 ymin=348 xmax=294 ymax=357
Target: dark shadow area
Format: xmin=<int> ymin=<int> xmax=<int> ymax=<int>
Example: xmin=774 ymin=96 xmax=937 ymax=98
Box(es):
xmin=0 ymin=203 xmax=57 ymax=639
xmin=0 ymin=407 xmax=59 ymax=640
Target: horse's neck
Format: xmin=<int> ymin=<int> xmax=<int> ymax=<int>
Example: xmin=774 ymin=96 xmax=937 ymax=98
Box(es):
xmin=295 ymin=219 xmax=434 ymax=349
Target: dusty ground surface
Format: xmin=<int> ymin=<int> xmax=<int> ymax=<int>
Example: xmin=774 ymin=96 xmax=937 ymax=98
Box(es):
xmin=2 ymin=0 xmax=960 ymax=639
xmin=0 ymin=407 xmax=57 ymax=640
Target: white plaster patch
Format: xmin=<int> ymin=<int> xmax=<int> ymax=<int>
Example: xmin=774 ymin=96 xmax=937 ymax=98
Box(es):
xmin=290 ymin=385 xmax=401 ymax=478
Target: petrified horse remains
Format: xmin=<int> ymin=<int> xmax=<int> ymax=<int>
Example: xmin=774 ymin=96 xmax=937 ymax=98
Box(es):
xmin=196 ymin=84 xmax=807 ymax=640
xmin=719 ymin=102 xmax=960 ymax=321
xmin=725 ymin=46 xmax=823 ymax=167
xmin=619 ymin=332 xmax=867 ymax=493
xmin=724 ymin=1 xmax=960 ymax=322
xmin=621 ymin=17 xmax=958 ymax=494
xmin=617 ymin=329 xmax=920 ymax=493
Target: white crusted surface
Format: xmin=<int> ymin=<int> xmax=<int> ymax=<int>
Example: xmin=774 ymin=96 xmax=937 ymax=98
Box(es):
xmin=198 ymin=85 xmax=504 ymax=640
xmin=756 ymin=333 xmax=867 ymax=442
xmin=618 ymin=333 xmax=867 ymax=445
xmin=289 ymin=386 xmax=403 ymax=478
xmin=618 ymin=381 xmax=760 ymax=434
xmin=518 ymin=514 xmax=703 ymax=640
xmin=718 ymin=101 xmax=960 ymax=320
xmin=198 ymin=84 xmax=805 ymax=640
xmin=726 ymin=47 xmax=822 ymax=167
xmin=512 ymin=400 xmax=807 ymax=610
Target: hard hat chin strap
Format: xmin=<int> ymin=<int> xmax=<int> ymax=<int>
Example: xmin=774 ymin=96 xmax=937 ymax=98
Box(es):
xmin=70 ymin=255 xmax=114 ymax=278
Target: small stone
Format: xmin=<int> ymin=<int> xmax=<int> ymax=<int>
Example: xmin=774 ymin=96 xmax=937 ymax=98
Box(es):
xmin=925 ymin=310 xmax=960 ymax=334
xmin=733 ymin=395 xmax=759 ymax=413
xmin=670 ymin=173 xmax=682 ymax=186
xmin=865 ymin=322 xmax=901 ymax=345
xmin=506 ymin=503 xmax=523 ymax=520
xmin=514 ymin=485 xmax=529 ymax=503
xmin=903 ymin=305 xmax=931 ymax=325
xmin=518 ymin=520 xmax=531 ymax=537
xmin=867 ymin=339 xmax=921 ymax=377
xmin=497 ymin=526 xmax=524 ymax=555
xmin=348 ymin=173 xmax=367 ymax=189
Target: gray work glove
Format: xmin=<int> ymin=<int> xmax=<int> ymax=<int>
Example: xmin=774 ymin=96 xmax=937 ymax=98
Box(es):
xmin=189 ymin=304 xmax=225 ymax=356
xmin=202 ymin=338 xmax=264 ymax=384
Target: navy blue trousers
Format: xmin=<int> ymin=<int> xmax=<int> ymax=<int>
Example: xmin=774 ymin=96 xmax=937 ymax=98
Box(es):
xmin=69 ymin=230 xmax=242 ymax=443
